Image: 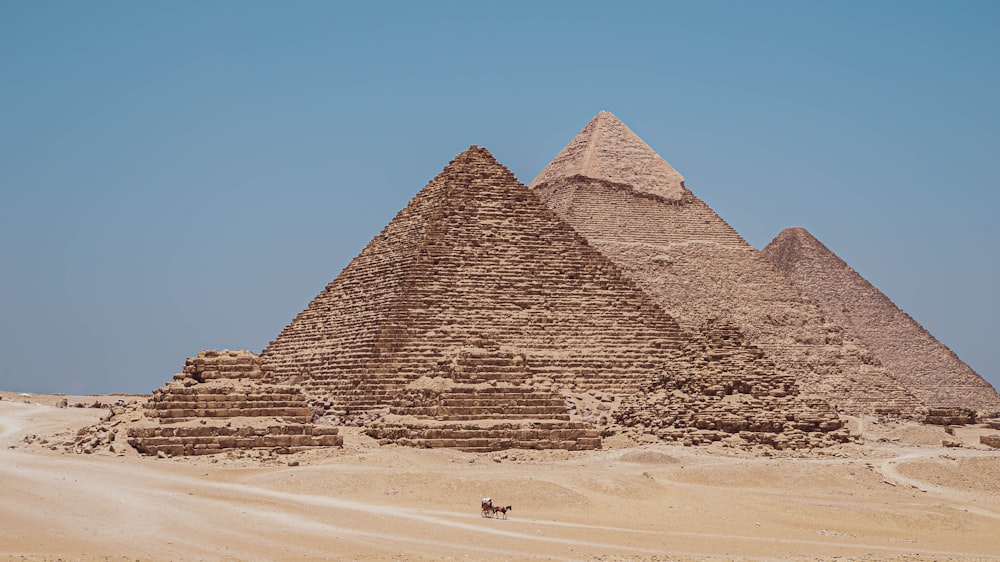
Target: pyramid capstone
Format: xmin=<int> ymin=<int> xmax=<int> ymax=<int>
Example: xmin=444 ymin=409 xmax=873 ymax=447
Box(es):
xmin=530 ymin=111 xmax=689 ymax=200
xmin=531 ymin=113 xmax=922 ymax=415
xmin=763 ymin=227 xmax=1000 ymax=414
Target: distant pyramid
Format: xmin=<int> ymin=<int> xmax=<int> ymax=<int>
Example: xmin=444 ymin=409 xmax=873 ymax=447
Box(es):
xmin=764 ymin=227 xmax=1000 ymax=414
xmin=261 ymin=146 xmax=847 ymax=451
xmin=531 ymin=112 xmax=922 ymax=415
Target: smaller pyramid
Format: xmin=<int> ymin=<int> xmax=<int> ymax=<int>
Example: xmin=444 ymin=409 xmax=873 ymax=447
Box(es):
xmin=127 ymin=350 xmax=342 ymax=456
xmin=763 ymin=227 xmax=1000 ymax=414
xmin=531 ymin=111 xmax=689 ymax=200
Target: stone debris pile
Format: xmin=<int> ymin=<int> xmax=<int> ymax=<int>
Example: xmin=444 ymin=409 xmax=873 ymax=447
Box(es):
xmin=73 ymin=399 xmax=143 ymax=454
xmin=615 ymin=319 xmax=852 ymax=449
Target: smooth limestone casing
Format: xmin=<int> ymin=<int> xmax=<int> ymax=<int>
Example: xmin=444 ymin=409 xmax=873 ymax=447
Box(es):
xmin=763 ymin=227 xmax=1000 ymax=414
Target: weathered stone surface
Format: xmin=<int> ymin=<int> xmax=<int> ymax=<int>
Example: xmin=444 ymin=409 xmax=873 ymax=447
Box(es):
xmin=260 ymin=146 xmax=699 ymax=450
xmin=531 ymin=112 xmax=921 ymax=416
xmin=365 ymin=421 xmax=601 ymax=452
xmin=261 ymin=146 xmax=688 ymax=411
xmin=981 ymin=435 xmax=1000 ymax=449
xmin=763 ymin=227 xmax=1000 ymax=414
xmin=531 ymin=111 xmax=688 ymax=201
xmin=614 ymin=319 xmax=852 ymax=450
xmin=923 ymin=408 xmax=976 ymax=426
xmin=127 ymin=350 xmax=341 ymax=456
xmin=260 ymin=145 xmax=848 ymax=451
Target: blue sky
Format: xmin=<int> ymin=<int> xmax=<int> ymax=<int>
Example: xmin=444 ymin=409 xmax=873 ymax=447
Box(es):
xmin=2 ymin=1 xmax=998 ymax=394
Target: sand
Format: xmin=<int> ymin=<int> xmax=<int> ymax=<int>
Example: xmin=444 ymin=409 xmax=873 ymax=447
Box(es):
xmin=1 ymin=392 xmax=999 ymax=561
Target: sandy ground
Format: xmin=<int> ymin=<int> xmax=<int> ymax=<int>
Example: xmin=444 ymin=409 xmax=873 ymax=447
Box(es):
xmin=2 ymin=392 xmax=999 ymax=561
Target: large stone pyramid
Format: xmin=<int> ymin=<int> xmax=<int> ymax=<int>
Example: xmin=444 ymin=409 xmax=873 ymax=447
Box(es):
xmin=261 ymin=146 xmax=686 ymax=402
xmin=260 ymin=146 xmax=848 ymax=451
xmin=763 ymin=227 xmax=1000 ymax=414
xmin=530 ymin=111 xmax=922 ymax=415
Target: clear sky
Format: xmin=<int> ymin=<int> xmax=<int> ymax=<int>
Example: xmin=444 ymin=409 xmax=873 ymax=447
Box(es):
xmin=2 ymin=1 xmax=998 ymax=394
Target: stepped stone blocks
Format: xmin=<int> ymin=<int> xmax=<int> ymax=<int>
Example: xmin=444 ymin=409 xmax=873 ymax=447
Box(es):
xmin=261 ymin=144 xmax=695 ymax=449
xmin=614 ymin=319 xmax=851 ymax=449
xmin=127 ymin=350 xmax=342 ymax=456
xmin=261 ymin=146 xmax=848 ymax=451
xmin=365 ymin=341 xmax=601 ymax=451
xmin=923 ymin=407 xmax=976 ymax=426
xmin=260 ymin=146 xmax=697 ymax=449
xmin=366 ymin=421 xmax=601 ymax=453
xmin=763 ymin=227 xmax=1000 ymax=414
xmin=531 ymin=111 xmax=921 ymax=415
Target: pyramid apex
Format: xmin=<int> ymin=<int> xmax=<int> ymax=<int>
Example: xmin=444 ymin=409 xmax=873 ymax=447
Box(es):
xmin=456 ymin=144 xmax=493 ymax=158
xmin=783 ymin=226 xmax=812 ymax=235
xmin=445 ymin=145 xmax=504 ymax=169
xmin=530 ymin=112 xmax=687 ymax=200
xmin=777 ymin=226 xmax=814 ymax=239
xmin=771 ymin=227 xmax=827 ymax=250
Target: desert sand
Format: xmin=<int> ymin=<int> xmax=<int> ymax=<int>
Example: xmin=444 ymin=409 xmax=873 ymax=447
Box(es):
xmin=2 ymin=391 xmax=999 ymax=561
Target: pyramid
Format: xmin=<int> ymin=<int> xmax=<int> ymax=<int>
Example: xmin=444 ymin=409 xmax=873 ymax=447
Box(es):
xmin=531 ymin=112 xmax=922 ymax=415
xmin=260 ymin=146 xmax=848 ymax=451
xmin=261 ymin=146 xmax=686 ymax=400
xmin=127 ymin=350 xmax=342 ymax=456
xmin=763 ymin=227 xmax=1000 ymax=414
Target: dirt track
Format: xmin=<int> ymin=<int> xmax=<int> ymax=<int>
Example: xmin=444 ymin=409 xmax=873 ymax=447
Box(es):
xmin=2 ymin=397 xmax=999 ymax=561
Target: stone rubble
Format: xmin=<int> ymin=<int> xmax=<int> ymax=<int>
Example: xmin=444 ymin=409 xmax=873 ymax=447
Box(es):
xmin=614 ymin=319 xmax=853 ymax=449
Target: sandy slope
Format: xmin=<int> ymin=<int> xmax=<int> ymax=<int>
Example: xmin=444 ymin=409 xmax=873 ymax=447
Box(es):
xmin=1 ymin=396 xmax=999 ymax=561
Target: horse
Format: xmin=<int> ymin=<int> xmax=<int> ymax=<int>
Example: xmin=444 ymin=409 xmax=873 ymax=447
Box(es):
xmin=490 ymin=505 xmax=512 ymax=519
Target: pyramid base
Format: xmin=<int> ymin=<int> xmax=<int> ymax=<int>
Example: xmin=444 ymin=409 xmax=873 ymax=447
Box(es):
xmin=127 ymin=422 xmax=343 ymax=457
xmin=365 ymin=419 xmax=601 ymax=452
